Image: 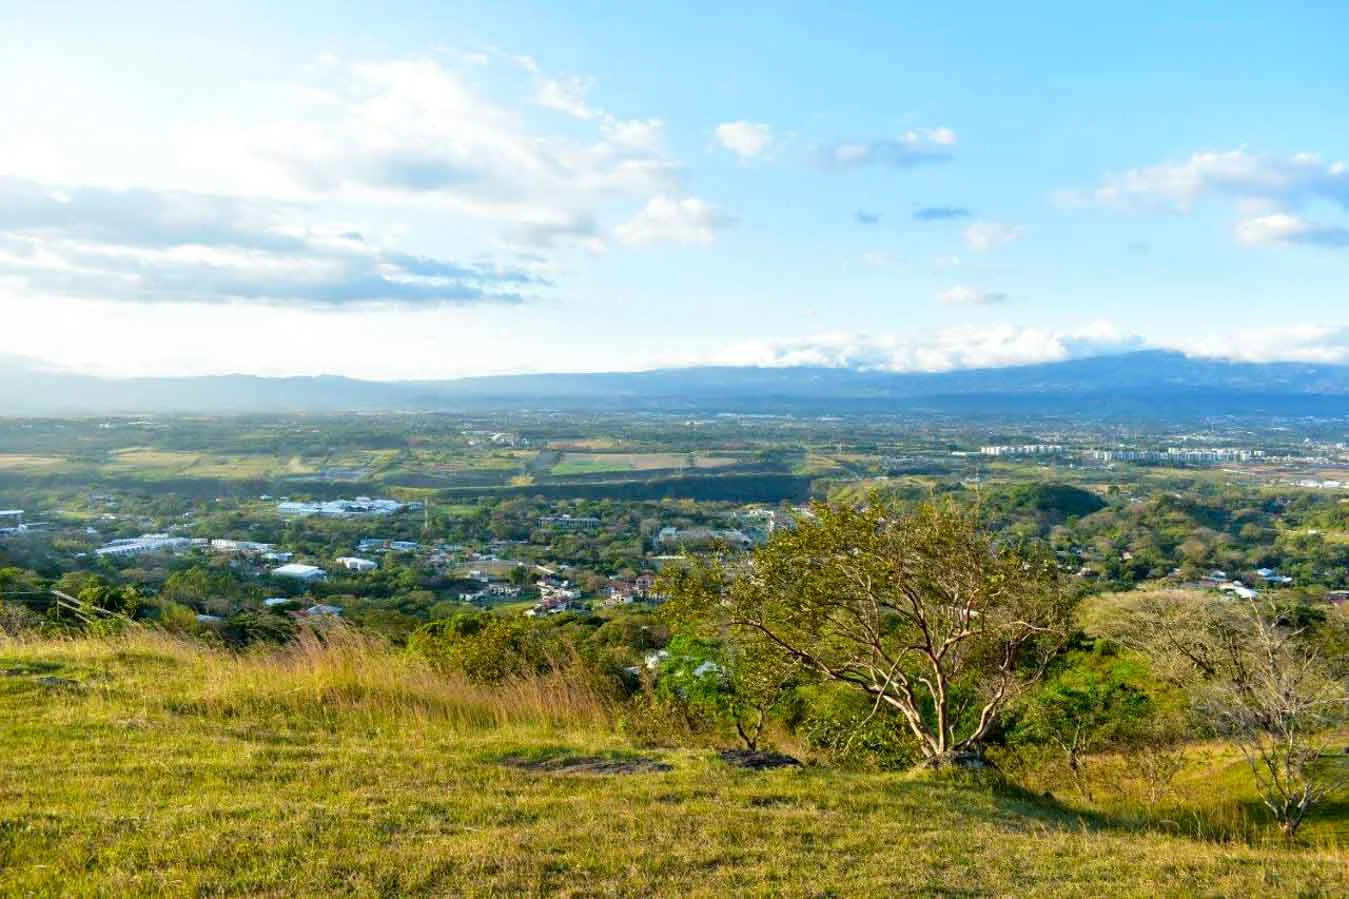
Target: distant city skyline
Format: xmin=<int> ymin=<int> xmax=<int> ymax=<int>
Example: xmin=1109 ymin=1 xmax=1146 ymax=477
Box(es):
xmin=1 ymin=1 xmax=1347 ymax=379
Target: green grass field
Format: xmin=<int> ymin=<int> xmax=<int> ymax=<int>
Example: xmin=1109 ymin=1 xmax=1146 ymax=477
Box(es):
xmin=0 ymin=632 xmax=1344 ymax=897
xmin=551 ymin=452 xmax=740 ymax=476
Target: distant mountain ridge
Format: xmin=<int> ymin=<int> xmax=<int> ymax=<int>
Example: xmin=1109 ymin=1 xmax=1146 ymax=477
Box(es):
xmin=2 ymin=350 xmax=1349 ymax=417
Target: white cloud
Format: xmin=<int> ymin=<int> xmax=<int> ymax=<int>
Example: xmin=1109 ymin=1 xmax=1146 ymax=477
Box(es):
xmin=962 ymin=221 xmax=1024 ymax=251
xmin=0 ymin=177 xmax=540 ymax=306
xmin=714 ymin=121 xmax=773 ymax=159
xmin=616 ymin=195 xmax=736 ymax=246
xmin=603 ymin=118 xmax=666 ymax=154
xmin=535 ymin=75 xmax=600 ymax=120
xmin=182 ymin=58 xmax=687 ymax=249
xmin=708 ymin=320 xmax=1349 ymax=375
xmin=1083 ymin=150 xmax=1348 ymax=211
xmin=1235 ymin=213 xmax=1349 ymax=248
xmin=939 ymin=285 xmax=1008 ymax=305
xmin=811 ymin=128 xmax=956 ymax=170
xmin=1068 ymin=149 xmax=1349 ymax=248
xmin=1169 ymin=324 xmax=1349 ymax=364
xmin=712 ymin=321 xmax=1139 ymax=372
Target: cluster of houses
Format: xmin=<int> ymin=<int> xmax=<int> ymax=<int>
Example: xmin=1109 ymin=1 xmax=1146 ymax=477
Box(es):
xmin=1199 ymin=570 xmax=1262 ymax=600
xmin=600 ymin=573 xmax=661 ymax=608
xmin=525 ymin=570 xmax=583 ymax=616
xmin=77 ymin=502 xmax=788 ymax=623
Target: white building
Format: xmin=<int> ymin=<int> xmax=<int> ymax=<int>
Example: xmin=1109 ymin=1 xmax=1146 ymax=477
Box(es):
xmin=95 ymin=534 xmax=198 ymax=557
xmin=210 ymin=539 xmax=275 ymax=555
xmin=277 ymin=497 xmax=405 ymax=518
xmin=271 ymin=563 xmax=326 ymax=582
xmin=0 ymin=509 xmax=24 ymax=535
xmin=335 ymin=556 xmax=378 ymax=572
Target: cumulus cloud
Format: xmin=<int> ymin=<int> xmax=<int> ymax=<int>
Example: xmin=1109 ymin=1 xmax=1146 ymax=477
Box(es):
xmin=712 ymin=321 xmax=1140 ymax=372
xmin=963 ymin=221 xmax=1024 ymax=251
xmin=213 ymin=59 xmax=689 ymax=249
xmin=939 ymin=285 xmax=1008 ymax=305
xmin=714 ymin=121 xmax=773 ymax=159
xmin=854 ymin=210 xmax=882 ymax=225
xmin=810 ymin=128 xmax=955 ymax=171
xmin=1066 ymin=149 xmax=1349 ymax=249
xmin=0 ymin=177 xmax=539 ymax=306
xmin=616 ymin=195 xmax=736 ymax=246
xmin=914 ymin=206 xmax=972 ymax=221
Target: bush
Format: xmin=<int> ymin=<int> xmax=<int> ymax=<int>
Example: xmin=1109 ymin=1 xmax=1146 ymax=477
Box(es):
xmin=407 ymin=613 xmax=555 ymax=684
xmin=223 ymin=610 xmax=297 ymax=648
xmin=618 ymin=681 xmax=721 ymax=748
xmin=0 ymin=600 xmax=42 ymax=637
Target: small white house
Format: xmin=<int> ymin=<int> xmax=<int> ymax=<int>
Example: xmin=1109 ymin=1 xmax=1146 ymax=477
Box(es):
xmin=336 ymin=556 xmax=378 ymax=572
xmin=272 ymin=563 xmax=326 ymax=582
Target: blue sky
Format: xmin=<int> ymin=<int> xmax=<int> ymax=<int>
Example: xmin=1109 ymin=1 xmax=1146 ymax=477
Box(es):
xmin=1 ymin=1 xmax=1346 ymax=378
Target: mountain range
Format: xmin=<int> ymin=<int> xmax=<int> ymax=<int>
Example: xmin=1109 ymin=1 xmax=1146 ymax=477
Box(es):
xmin=3 ymin=351 xmax=1349 ymax=418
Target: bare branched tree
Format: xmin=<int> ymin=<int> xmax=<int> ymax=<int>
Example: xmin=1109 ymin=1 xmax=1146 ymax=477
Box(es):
xmin=1200 ymin=598 xmax=1347 ymax=838
xmin=1094 ymin=590 xmax=1348 ymax=838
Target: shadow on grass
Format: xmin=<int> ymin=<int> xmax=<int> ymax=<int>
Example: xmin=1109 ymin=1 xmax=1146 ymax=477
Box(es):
xmin=966 ymin=775 xmax=1334 ymax=850
xmin=0 ymin=659 xmax=66 ymax=676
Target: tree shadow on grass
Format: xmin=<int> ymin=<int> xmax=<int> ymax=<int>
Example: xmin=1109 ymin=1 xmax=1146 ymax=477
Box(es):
xmin=983 ymin=778 xmax=1341 ymax=849
xmin=882 ymin=772 xmax=1327 ymax=849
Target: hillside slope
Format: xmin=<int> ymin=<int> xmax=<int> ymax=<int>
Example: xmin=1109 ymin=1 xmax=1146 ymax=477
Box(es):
xmin=0 ymin=633 xmax=1343 ymax=897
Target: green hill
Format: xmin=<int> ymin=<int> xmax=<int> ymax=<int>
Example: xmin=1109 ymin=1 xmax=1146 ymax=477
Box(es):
xmin=0 ymin=632 xmax=1343 ymax=897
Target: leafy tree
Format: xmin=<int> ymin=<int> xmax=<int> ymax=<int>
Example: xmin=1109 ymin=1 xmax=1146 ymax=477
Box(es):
xmin=1008 ymin=648 xmax=1166 ymax=801
xmin=654 ymin=634 xmax=800 ymax=751
xmin=663 ymin=499 xmax=1076 ymax=766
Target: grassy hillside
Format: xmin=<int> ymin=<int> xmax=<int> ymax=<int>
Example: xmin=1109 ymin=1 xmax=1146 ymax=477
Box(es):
xmin=1 ymin=631 xmax=1345 ymax=897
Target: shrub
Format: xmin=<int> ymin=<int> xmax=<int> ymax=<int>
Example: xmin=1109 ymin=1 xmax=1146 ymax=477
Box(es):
xmin=407 ymin=613 xmax=554 ymax=684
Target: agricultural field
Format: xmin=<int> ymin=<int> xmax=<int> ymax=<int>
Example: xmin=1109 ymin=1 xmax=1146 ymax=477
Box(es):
xmin=0 ymin=455 xmax=67 ymax=471
xmin=551 ymin=452 xmax=741 ymax=476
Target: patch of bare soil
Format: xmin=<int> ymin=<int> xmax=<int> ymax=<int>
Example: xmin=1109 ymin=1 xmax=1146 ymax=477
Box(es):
xmin=501 ymin=755 xmax=673 ymax=775
xmin=718 ymin=750 xmax=802 ymax=770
